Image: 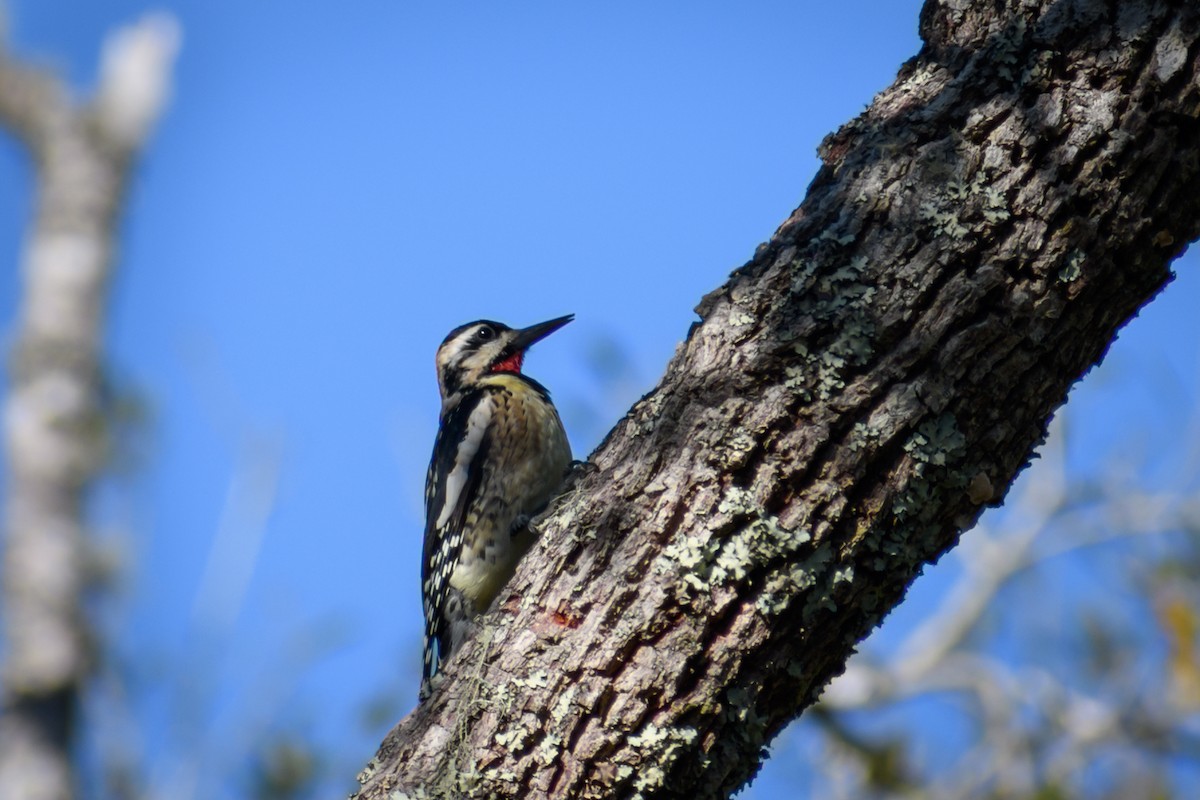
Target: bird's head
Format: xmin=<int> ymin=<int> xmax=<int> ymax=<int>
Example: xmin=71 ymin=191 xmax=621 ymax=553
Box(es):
xmin=435 ymin=314 xmax=573 ymax=404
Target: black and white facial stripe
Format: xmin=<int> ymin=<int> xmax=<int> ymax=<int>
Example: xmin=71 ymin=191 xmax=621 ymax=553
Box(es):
xmin=435 ymin=320 xmax=513 ymax=407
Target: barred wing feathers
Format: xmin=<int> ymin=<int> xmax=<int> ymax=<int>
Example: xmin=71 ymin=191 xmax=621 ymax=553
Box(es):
xmin=420 ymin=391 xmax=494 ymax=685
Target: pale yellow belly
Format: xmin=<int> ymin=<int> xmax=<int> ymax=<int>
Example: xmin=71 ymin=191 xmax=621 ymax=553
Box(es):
xmin=448 ymin=376 xmax=571 ymax=613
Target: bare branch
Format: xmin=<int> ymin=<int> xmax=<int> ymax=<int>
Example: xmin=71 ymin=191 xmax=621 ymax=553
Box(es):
xmin=92 ymin=14 xmax=181 ymax=152
xmin=0 ymin=13 xmax=179 ymax=800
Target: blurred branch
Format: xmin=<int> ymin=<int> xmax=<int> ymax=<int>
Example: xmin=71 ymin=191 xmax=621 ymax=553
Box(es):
xmin=0 ymin=12 xmax=179 ymax=800
xmin=816 ymin=413 xmax=1200 ymax=799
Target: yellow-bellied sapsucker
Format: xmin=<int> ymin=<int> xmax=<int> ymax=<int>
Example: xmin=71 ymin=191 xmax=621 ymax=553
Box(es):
xmin=420 ymin=315 xmax=573 ymax=699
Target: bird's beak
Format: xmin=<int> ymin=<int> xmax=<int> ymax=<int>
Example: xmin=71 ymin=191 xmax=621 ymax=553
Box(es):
xmin=510 ymin=314 xmax=574 ymax=352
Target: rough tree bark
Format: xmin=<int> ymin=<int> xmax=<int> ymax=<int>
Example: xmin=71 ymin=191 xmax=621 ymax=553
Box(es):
xmin=0 ymin=13 xmax=178 ymax=800
xmin=355 ymin=1 xmax=1200 ymax=798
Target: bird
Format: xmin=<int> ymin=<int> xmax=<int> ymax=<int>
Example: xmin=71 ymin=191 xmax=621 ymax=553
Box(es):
xmin=420 ymin=314 xmax=573 ymax=699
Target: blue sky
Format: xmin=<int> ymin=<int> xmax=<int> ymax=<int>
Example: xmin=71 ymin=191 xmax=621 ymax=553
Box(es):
xmin=0 ymin=2 xmax=1196 ymax=798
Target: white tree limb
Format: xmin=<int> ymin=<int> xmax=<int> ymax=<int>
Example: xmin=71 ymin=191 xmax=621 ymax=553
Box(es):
xmin=0 ymin=12 xmax=179 ymax=800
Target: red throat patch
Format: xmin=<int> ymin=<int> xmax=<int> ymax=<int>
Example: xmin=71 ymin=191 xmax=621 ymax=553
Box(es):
xmin=491 ymin=352 xmax=525 ymax=374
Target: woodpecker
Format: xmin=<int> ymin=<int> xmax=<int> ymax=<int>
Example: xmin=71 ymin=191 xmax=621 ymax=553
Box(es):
xmin=420 ymin=314 xmax=573 ymax=699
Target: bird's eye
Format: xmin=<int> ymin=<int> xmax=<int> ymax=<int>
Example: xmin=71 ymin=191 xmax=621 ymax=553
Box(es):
xmin=475 ymin=326 xmax=493 ymax=341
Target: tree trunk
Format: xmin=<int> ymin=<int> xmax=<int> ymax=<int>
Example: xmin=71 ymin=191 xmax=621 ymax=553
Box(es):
xmin=355 ymin=1 xmax=1200 ymax=798
xmin=0 ymin=16 xmax=177 ymax=800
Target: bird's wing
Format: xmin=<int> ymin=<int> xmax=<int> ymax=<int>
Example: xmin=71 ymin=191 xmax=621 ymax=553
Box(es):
xmin=421 ymin=390 xmax=494 ymax=685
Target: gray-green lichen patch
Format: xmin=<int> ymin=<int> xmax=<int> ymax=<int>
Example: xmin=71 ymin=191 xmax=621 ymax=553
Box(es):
xmin=981 ymin=184 xmax=1011 ymax=223
xmin=860 ymin=413 xmax=972 ymax=570
xmin=1058 ymin=248 xmax=1085 ymax=283
xmin=789 ymin=247 xmax=872 ymax=309
xmin=782 ymin=247 xmax=879 ymax=405
xmin=511 ymin=669 xmax=550 ymax=690
xmin=819 ymin=254 xmax=871 ymax=298
xmin=787 ymin=309 xmax=877 ymax=402
xmin=783 ymin=360 xmax=812 ymax=402
xmin=904 ymin=413 xmax=968 ymax=472
xmin=489 ymin=679 xmax=513 ymax=709
xmin=897 ymin=412 xmax=969 ymax=525
xmin=625 ymin=723 xmax=699 ymax=798
xmin=725 ymin=687 xmax=768 ymax=747
xmin=788 ymin=257 xmax=819 ymax=293
xmin=848 ymin=420 xmax=884 ymax=453
xmin=701 ymin=685 xmax=771 ymax=778
xmin=550 ymin=684 xmax=578 ymax=725
xmin=730 ymin=309 xmax=757 ymax=328
xmin=452 ymin=767 xmax=483 ymax=795
xmin=535 ymin=733 xmax=563 ymax=766
xmin=493 ymin=723 xmax=533 ymax=751
xmin=920 ymin=201 xmax=971 ymax=240
xmin=629 ymin=390 xmax=666 ymax=436
xmin=796 ymin=561 xmax=857 ymax=620
xmin=818 ymin=226 xmax=858 ymax=247
xmin=918 ymin=167 xmax=1012 ymax=240
xmin=756 ymin=542 xmax=833 ymax=617
xmin=656 ymin=487 xmax=813 ymax=601
xmin=355 ymin=757 xmax=381 ymax=786
xmin=386 ymin=790 xmax=429 ymax=800
xmin=715 ymin=426 xmax=757 ymax=470
xmin=828 ymin=314 xmax=876 ymax=364
xmin=990 ymin=16 xmax=1028 ymax=84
